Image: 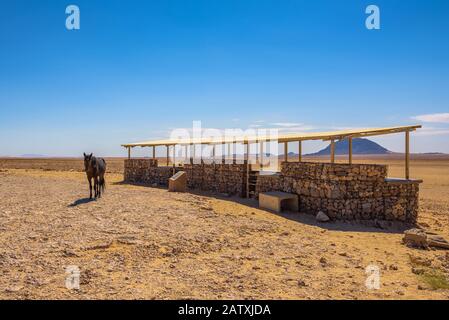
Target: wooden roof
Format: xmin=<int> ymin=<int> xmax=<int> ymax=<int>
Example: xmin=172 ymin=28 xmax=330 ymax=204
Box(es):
xmin=122 ymin=125 xmax=421 ymax=148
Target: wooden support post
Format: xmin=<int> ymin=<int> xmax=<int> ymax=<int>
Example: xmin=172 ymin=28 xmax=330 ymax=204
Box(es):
xmin=260 ymin=141 xmax=264 ymax=170
xmin=232 ymin=142 xmax=236 ymax=164
xmin=190 ymin=144 xmax=193 ymax=164
xmin=255 ymin=141 xmax=259 ymax=164
xmin=330 ymin=140 xmax=335 ymax=164
xmin=284 ymin=142 xmax=288 ymax=163
xmin=127 ymin=147 xmax=131 ymax=159
xmin=152 ymin=146 xmax=155 ymax=159
xmin=245 ymin=142 xmax=250 ymax=198
xmin=298 ymin=141 xmax=302 ymax=162
xmin=348 ymin=137 xmax=353 ymax=165
xmin=166 ymin=145 xmax=169 ymax=166
xmin=172 ymin=145 xmax=176 ymax=174
xmin=405 ymin=131 xmax=410 ymax=180
xmin=222 ymin=144 xmax=225 ymax=164
xmin=212 ymin=144 xmax=215 ymax=163
xmin=227 ymin=143 xmax=231 ymax=163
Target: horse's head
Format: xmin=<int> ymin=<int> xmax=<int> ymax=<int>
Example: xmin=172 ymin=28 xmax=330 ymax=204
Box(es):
xmin=83 ymin=153 xmax=93 ymax=172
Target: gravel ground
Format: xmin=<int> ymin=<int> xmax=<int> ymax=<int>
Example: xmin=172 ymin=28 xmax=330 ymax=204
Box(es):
xmin=1 ymin=169 xmax=448 ymax=299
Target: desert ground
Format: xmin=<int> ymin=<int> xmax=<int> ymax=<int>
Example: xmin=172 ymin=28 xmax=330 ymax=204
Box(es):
xmin=1 ymin=155 xmax=449 ymax=299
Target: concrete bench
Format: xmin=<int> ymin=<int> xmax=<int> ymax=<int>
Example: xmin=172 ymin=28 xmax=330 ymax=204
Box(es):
xmin=259 ymin=191 xmax=299 ymax=213
xmin=168 ymin=171 xmax=187 ymax=192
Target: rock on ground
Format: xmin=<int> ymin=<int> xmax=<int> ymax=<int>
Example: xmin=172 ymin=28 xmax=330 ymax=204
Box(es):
xmin=316 ymin=211 xmax=330 ymax=222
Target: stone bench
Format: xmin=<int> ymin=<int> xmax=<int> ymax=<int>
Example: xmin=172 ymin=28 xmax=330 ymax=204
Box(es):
xmin=259 ymin=191 xmax=299 ymax=213
xmin=168 ymin=171 xmax=187 ymax=192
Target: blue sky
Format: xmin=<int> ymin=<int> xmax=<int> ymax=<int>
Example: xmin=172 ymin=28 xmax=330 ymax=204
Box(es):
xmin=1 ymin=0 xmax=448 ymax=156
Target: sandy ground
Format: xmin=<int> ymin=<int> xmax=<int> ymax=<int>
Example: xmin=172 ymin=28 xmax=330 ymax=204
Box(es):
xmin=0 ymin=157 xmax=449 ymax=300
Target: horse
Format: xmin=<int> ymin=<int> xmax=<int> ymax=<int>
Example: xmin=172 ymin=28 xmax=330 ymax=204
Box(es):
xmin=83 ymin=153 xmax=107 ymax=199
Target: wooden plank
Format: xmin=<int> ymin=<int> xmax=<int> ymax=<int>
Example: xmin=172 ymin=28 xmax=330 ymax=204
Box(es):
xmin=348 ymin=137 xmax=353 ymax=165
xmin=166 ymin=145 xmax=169 ymax=166
xmin=284 ymin=142 xmax=288 ymax=163
xmin=330 ymin=140 xmax=335 ymax=164
xmin=405 ymin=131 xmax=410 ymax=179
xmin=246 ymin=143 xmax=250 ymax=198
xmin=255 ymin=140 xmax=259 ymax=163
xmin=320 ymin=126 xmax=420 ymax=142
xmin=122 ymin=125 xmax=422 ymax=147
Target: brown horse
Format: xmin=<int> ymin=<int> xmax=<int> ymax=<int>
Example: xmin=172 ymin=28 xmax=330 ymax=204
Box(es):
xmin=83 ymin=153 xmax=107 ymax=199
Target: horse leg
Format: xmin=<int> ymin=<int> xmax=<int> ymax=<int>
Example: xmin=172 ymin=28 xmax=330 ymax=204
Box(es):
xmin=97 ymin=176 xmax=101 ymax=198
xmin=94 ymin=176 xmax=99 ymax=198
xmin=88 ymin=177 xmax=93 ymax=199
xmin=99 ymin=173 xmax=105 ymax=194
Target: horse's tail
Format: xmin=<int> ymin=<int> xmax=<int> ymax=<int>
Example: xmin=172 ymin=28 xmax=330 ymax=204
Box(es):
xmin=100 ymin=176 xmax=106 ymax=193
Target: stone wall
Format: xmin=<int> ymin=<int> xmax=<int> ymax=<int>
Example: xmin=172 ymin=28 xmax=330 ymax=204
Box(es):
xmin=124 ymin=159 xmax=247 ymax=196
xmin=184 ymin=163 xmax=247 ymax=197
xmin=124 ymin=159 xmax=174 ymax=186
xmin=124 ymin=159 xmax=421 ymax=223
xmin=256 ymin=162 xmax=420 ymax=223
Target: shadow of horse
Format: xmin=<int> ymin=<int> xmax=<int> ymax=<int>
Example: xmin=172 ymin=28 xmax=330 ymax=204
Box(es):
xmin=68 ymin=198 xmax=96 ymax=207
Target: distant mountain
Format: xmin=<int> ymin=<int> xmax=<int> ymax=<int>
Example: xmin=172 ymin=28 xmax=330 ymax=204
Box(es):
xmin=20 ymin=154 xmax=47 ymax=158
xmin=310 ymin=138 xmax=391 ymax=156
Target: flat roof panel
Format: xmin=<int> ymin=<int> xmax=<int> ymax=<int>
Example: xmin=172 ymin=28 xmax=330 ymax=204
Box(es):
xmin=121 ymin=125 xmax=421 ymax=148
